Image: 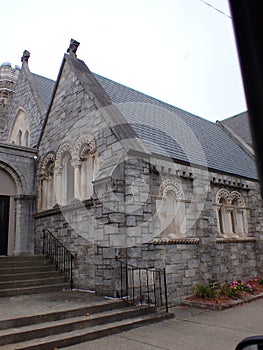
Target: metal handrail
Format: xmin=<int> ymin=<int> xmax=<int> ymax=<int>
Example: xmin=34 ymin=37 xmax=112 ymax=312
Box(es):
xmin=42 ymin=228 xmax=74 ymax=289
xmin=116 ymin=258 xmax=168 ymax=312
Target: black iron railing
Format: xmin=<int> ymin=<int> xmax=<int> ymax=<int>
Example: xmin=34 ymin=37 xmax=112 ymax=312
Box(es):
xmin=42 ymin=228 xmax=74 ymax=289
xmin=117 ymin=258 xmax=168 ymax=312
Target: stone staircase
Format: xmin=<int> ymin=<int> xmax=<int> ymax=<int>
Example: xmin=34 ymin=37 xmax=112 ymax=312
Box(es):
xmin=0 ymin=296 xmax=172 ymax=349
xmin=0 ymin=256 xmax=173 ymax=349
xmin=0 ymin=256 xmax=69 ymax=297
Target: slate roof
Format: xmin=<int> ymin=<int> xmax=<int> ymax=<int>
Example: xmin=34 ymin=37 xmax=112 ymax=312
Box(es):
xmin=93 ymin=74 xmax=258 ymax=180
xmin=31 ymin=73 xmax=55 ymax=110
xmin=220 ymin=111 xmax=253 ymax=148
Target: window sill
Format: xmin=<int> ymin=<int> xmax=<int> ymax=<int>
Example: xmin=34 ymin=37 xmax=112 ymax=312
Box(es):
xmin=153 ymin=238 xmax=199 ymax=245
xmin=216 ymin=237 xmax=256 ymax=243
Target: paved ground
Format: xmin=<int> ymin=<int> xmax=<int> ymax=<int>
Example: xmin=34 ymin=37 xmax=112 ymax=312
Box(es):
xmin=64 ymin=298 xmax=263 ymax=350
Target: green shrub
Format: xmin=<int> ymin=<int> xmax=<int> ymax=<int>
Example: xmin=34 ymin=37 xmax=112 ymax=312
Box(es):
xmin=194 ymin=283 xmax=216 ymax=300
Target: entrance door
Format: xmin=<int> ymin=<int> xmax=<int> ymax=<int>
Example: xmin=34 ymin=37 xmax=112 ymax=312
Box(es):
xmin=0 ymin=195 xmax=10 ymax=255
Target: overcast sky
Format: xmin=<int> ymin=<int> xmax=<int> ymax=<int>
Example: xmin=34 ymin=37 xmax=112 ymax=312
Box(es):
xmin=1 ymin=0 xmax=247 ymax=122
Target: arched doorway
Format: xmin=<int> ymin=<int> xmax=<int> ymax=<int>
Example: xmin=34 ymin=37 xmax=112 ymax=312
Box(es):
xmin=0 ymin=168 xmax=16 ymax=255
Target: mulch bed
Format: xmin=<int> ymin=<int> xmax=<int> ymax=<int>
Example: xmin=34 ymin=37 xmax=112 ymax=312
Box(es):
xmin=182 ymin=280 xmax=263 ymax=310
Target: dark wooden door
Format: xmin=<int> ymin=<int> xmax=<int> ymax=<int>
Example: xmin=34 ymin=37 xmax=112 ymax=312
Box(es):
xmin=0 ymin=196 xmax=10 ymax=255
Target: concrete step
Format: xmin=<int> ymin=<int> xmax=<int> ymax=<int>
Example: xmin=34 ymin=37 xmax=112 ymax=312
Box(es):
xmin=0 ymin=276 xmax=66 ymax=290
xmin=0 ymin=305 xmax=172 ymax=350
xmin=0 ymin=256 xmax=70 ymax=297
xmin=0 ymin=306 xmax=154 ymax=345
xmin=0 ymin=265 xmax=56 ymax=275
xmin=0 ymin=300 xmax=126 ymax=331
xmin=0 ymin=255 xmax=44 ymax=262
xmin=0 ymin=283 xmax=69 ymax=297
xmin=0 ymin=257 xmax=52 ymax=269
xmin=0 ymin=270 xmax=60 ymax=282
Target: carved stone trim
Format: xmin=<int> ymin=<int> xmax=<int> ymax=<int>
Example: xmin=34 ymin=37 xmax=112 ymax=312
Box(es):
xmin=41 ymin=152 xmax=56 ymax=174
xmin=72 ymin=133 xmax=97 ymax=161
xmin=56 ymin=142 xmax=73 ymax=166
xmin=160 ymin=179 xmax=184 ymax=199
xmin=216 ymin=189 xmax=245 ymax=206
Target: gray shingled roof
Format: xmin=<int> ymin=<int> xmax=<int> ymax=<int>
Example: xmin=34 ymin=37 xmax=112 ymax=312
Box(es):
xmin=220 ymin=111 xmax=253 ymax=148
xmin=32 ymin=73 xmax=55 ymax=110
xmin=93 ymin=73 xmax=258 ymax=180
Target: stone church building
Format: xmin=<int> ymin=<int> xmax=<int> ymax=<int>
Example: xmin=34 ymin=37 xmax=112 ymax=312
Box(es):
xmin=1 ymin=39 xmax=263 ymax=303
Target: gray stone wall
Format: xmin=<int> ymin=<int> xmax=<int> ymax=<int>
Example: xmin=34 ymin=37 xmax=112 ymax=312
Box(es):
xmin=34 ymin=152 xmax=263 ymax=304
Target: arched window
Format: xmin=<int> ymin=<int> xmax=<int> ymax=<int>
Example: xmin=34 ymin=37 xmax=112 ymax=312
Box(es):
xmin=157 ymin=179 xmax=186 ymax=239
xmin=216 ymin=189 xmax=248 ymax=238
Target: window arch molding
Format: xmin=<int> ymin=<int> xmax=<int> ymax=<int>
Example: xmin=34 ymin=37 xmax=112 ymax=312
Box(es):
xmin=160 ymin=179 xmax=185 ymax=199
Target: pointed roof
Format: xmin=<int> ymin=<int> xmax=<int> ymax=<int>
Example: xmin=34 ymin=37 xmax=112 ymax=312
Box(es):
xmin=38 ymin=50 xmax=258 ymax=180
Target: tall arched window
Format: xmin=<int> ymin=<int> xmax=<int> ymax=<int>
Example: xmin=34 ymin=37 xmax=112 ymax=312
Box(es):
xmin=157 ymin=179 xmax=186 ymax=239
xmin=62 ymin=152 xmax=74 ymax=205
xmin=72 ymin=134 xmax=98 ymax=201
xmin=216 ymin=189 xmax=248 ymax=238
xmin=40 ymin=152 xmax=55 ymax=211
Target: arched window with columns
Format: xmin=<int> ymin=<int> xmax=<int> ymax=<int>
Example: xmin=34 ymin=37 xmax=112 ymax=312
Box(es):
xmin=157 ymin=179 xmax=186 ymax=239
xmin=215 ymin=189 xmax=248 ymax=238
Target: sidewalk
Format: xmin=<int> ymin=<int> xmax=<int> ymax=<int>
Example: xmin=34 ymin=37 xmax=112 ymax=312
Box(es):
xmin=64 ymin=298 xmax=263 ymax=350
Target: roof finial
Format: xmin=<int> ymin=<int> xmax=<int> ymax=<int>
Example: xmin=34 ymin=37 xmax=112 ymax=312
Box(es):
xmin=21 ymin=50 xmax=30 ymax=63
xmin=67 ymin=39 xmax=80 ymax=57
